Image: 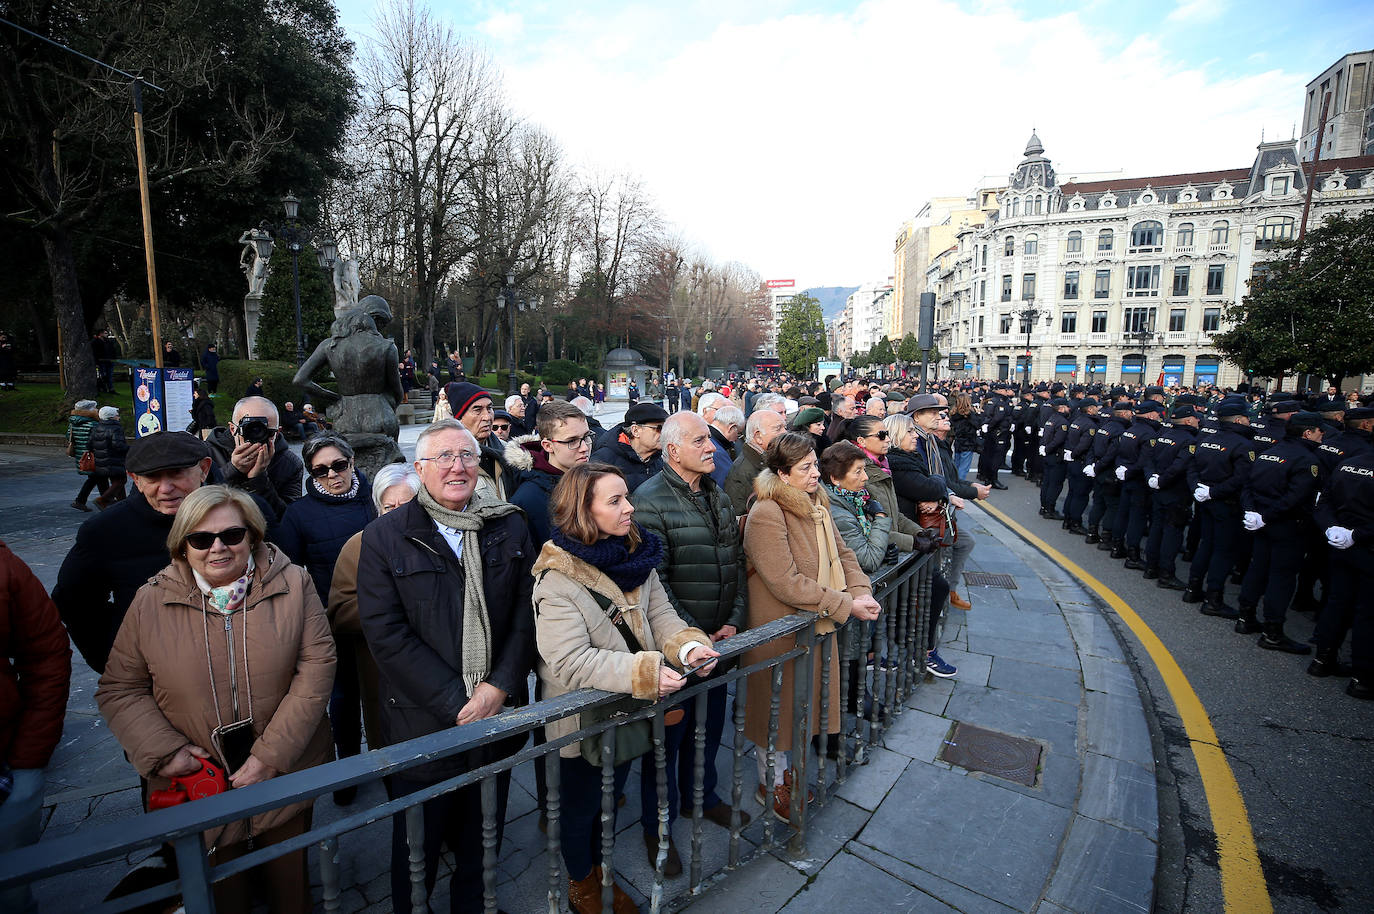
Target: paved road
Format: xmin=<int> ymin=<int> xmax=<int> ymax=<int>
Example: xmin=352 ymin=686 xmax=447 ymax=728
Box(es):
xmin=984 ymin=471 xmax=1373 ymax=914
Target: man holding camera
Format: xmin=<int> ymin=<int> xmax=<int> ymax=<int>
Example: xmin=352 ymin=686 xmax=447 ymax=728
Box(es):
xmin=207 ymin=396 xmax=305 ymax=521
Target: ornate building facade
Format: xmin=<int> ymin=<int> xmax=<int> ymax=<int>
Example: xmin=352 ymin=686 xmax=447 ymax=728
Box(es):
xmin=941 ymin=133 xmax=1374 ymax=388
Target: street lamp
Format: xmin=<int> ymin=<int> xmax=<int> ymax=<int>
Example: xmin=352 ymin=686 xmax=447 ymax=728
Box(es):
xmin=504 ymin=270 xmax=519 ymax=395
xmin=1018 ymin=304 xmax=1043 ymax=388
xmin=262 ymin=193 xmax=336 ymax=365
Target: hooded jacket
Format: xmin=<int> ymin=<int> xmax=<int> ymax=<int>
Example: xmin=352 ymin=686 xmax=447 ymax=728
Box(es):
xmin=590 ymin=436 xmax=663 ymax=493
xmin=507 ymin=435 xmax=562 ymax=547
xmin=96 ymin=543 xmax=335 ymax=848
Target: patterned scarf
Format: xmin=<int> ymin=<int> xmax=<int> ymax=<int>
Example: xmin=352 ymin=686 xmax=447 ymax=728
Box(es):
xmin=415 ymin=484 xmax=521 ymax=696
xmin=193 ymin=554 xmax=255 ymax=615
xmin=860 ymin=446 xmax=890 ymax=474
xmin=550 ymin=525 xmax=664 ymax=594
xmin=823 ymin=481 xmax=872 ymax=536
xmin=310 ymin=473 xmax=361 ymax=501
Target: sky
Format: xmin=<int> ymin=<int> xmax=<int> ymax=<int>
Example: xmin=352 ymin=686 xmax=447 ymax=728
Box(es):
xmin=332 ymin=0 xmax=1373 ymax=289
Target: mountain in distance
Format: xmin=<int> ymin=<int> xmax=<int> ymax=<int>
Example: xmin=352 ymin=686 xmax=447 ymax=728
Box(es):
xmin=804 ymin=286 xmax=859 ymax=322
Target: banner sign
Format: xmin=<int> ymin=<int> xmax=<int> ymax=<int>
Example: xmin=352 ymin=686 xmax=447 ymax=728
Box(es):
xmin=132 ymin=367 xmax=196 ymax=437
xmin=765 ymin=279 xmax=795 ymax=289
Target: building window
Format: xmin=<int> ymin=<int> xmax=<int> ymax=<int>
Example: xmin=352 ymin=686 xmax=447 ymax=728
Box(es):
xmin=981 ymin=245 xmax=988 ymax=267
xmin=1256 ymin=216 xmax=1296 ymax=250
xmin=1169 ymin=308 xmax=1187 ymax=332
xmin=1012 ymin=199 xmax=1021 ymax=217
xmin=1024 ymin=234 xmax=1038 ymax=255
xmin=1066 ymin=231 xmax=1082 ymax=254
xmin=1124 ymin=307 xmax=1155 ymax=333
xmin=1210 ymin=221 xmax=1230 ymax=246
xmin=1126 ymin=264 xmax=1161 ymax=297
xmin=1094 ymin=269 xmax=1111 ymax=298
xmin=1272 ymin=175 xmax=1290 ymax=195
xmin=1097 ymin=229 xmax=1114 ymax=253
xmin=1061 ymin=312 xmax=1077 ymax=333
xmin=1206 ymin=264 xmax=1225 ymax=295
xmin=1091 ymin=311 xmax=1108 ymax=333
xmin=1004 ymin=236 xmax=1015 ymax=257
xmin=979 ymin=279 xmax=987 ymax=302
xmin=1033 ymin=195 xmax=1043 ymax=215
xmin=1202 ymin=307 xmax=1221 ymax=332
xmin=1130 ymin=221 xmax=1164 ymax=251
xmin=1022 ymin=273 xmax=1036 ymax=300
xmin=1172 ymin=266 xmax=1190 ymax=296
xmin=1064 ymin=270 xmax=1080 ymax=299
xmin=1000 ymin=313 xmax=1013 ymax=334
xmin=1002 ymin=274 xmax=1012 ymax=301
xmin=1176 ymin=223 xmax=1194 ymax=248
xmin=978 ymin=315 xmax=985 ymax=337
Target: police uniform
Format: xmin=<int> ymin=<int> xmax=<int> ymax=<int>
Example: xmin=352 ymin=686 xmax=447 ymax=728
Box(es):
xmin=1061 ymin=399 xmax=1100 ymax=534
xmin=1142 ymin=406 xmax=1197 ymax=588
xmin=1038 ymin=398 xmax=1071 ymax=518
xmin=1110 ymin=402 xmax=1163 ymax=566
xmin=1086 ymin=404 xmax=1132 ymax=548
xmin=977 ymin=387 xmax=1013 ymax=488
xmin=1026 ymin=388 xmax=1053 ymax=484
xmin=1010 ymin=391 xmax=1035 ymax=478
xmin=1185 ymin=401 xmax=1256 ymax=610
xmin=1312 ymin=442 xmax=1374 ymax=698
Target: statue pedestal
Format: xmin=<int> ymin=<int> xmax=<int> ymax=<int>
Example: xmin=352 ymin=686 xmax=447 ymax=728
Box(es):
xmin=243 ymin=293 xmax=264 ymax=360
xmin=345 ymin=432 xmax=405 ymax=484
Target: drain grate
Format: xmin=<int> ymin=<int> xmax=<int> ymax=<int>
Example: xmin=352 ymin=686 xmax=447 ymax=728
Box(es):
xmin=963 ymin=572 xmax=1018 ymax=589
xmin=939 ymin=723 xmax=1042 ymax=786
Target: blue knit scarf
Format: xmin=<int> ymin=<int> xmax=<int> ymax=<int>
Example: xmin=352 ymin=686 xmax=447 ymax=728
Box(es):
xmin=551 ymin=524 xmax=664 ymax=594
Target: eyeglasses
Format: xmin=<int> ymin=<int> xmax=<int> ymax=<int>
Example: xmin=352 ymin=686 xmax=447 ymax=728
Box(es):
xmin=639 ymin=423 xmax=664 ymax=433
xmin=551 ymin=432 xmax=596 ymax=449
xmin=184 ymin=527 xmax=249 ymax=551
xmin=308 ymin=457 xmax=353 ymax=478
xmin=418 ymin=450 xmax=481 ymax=469
xmin=865 ymin=430 xmax=890 ymax=440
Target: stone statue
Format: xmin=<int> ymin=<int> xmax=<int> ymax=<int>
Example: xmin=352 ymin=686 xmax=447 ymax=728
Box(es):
xmin=332 ymin=257 xmax=361 ymax=315
xmin=238 ymin=228 xmax=272 ymax=296
xmin=292 ymin=294 xmax=406 ymax=478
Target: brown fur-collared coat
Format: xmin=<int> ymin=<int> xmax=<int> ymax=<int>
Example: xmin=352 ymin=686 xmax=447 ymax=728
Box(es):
xmin=742 ymin=470 xmax=871 ymax=751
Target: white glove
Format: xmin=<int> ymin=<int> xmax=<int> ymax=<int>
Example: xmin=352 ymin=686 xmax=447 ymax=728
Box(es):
xmin=1147 ymin=475 xmax=1160 ymax=490
xmin=1194 ymin=484 xmax=1211 ymax=503
xmin=1024 ymin=426 xmax=1032 ymax=434
xmin=1326 ymin=526 xmax=1355 ymax=549
xmin=981 ymin=424 xmax=989 ymax=433
xmin=1083 ymin=464 xmax=1096 ymax=478
xmin=1114 ymin=466 xmax=1127 ymax=481
xmin=1243 ymin=511 xmax=1265 ymax=531
xmin=1063 ymin=449 xmax=1073 ymax=461
xmin=1038 ymin=445 xmax=1046 ymax=456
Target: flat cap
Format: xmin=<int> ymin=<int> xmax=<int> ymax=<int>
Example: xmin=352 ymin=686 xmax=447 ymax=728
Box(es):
xmin=126 ymin=431 xmax=211 ymax=475
xmin=624 ymin=402 xmax=669 ymax=424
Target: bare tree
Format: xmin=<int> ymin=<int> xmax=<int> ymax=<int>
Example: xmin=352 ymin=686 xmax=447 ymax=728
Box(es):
xmin=571 ymin=171 xmax=661 ymax=347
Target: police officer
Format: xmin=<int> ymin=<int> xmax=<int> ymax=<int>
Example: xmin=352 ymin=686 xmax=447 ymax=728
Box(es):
xmin=1110 ymin=400 xmax=1163 ymax=568
xmin=1010 ymin=387 xmax=1034 ymax=478
xmin=977 ymin=384 xmax=1012 ymax=489
xmin=1185 ymin=399 xmax=1256 ymax=614
xmin=1235 ymin=412 xmax=1325 ymax=653
xmin=1142 ymin=405 xmax=1198 ymax=588
xmin=1085 ymin=400 xmax=1133 ymax=548
xmin=1026 ymin=384 xmax=1052 ymax=485
xmin=1061 ymin=397 xmax=1100 ymax=535
xmin=1038 ymin=397 xmax=1071 ymax=519
xmin=1311 ymin=436 xmax=1374 ymax=698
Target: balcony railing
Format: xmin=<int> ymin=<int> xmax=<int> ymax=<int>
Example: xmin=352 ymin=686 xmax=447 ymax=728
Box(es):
xmin=1207 ymin=243 xmax=1230 ymax=254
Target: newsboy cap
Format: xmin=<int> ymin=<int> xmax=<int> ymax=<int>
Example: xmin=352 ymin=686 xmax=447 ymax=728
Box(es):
xmin=126 ymin=431 xmax=211 ymax=475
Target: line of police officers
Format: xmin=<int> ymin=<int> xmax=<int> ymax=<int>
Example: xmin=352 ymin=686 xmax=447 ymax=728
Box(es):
xmin=968 ymin=380 xmax=1374 ymax=701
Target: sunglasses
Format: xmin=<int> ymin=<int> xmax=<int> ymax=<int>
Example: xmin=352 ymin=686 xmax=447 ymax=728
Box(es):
xmin=865 ymin=430 xmax=890 ymax=440
xmin=184 ymin=527 xmax=249 ymax=551
xmin=492 ymin=423 xmax=511 ymax=431
xmin=308 ymin=457 xmax=352 ymax=478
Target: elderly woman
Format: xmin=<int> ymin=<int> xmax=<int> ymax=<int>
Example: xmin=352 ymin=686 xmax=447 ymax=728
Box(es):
xmin=277 ymin=434 xmax=375 ymax=803
xmin=96 ymin=486 xmax=335 ymax=913
xmin=533 ymin=463 xmax=719 ymax=914
xmin=841 ymin=415 xmax=928 ymax=555
xmin=742 ymin=432 xmax=881 ymax=823
xmin=821 ymin=441 xmax=894 ymax=573
xmin=87 ymin=405 xmax=129 ymax=507
xmin=67 ymin=399 xmax=100 ymax=511
xmin=326 ymin=462 xmax=422 ymax=758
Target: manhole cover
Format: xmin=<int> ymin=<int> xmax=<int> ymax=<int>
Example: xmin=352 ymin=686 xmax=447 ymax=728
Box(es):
xmin=963 ymin=572 xmax=1018 ymax=589
xmin=939 ymin=723 xmax=1042 ymax=786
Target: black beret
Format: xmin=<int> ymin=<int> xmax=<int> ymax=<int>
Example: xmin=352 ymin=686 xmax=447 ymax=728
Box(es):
xmin=625 ymin=402 xmax=669 ymax=424
xmin=126 ymin=431 xmax=211 ymax=475
xmin=815 ymin=391 xmax=832 ymax=410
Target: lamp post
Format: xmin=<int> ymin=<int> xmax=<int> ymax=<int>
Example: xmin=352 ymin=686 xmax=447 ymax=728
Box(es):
xmin=1018 ymin=304 xmax=1042 ymax=388
xmin=1126 ymin=328 xmax=1162 ymax=386
xmin=271 ymin=193 xmax=337 ymax=365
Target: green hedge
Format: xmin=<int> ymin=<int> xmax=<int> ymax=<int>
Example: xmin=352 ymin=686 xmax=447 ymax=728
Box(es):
xmin=216 ymin=359 xmax=322 ymax=417
xmin=539 ymin=359 xmax=598 ymax=386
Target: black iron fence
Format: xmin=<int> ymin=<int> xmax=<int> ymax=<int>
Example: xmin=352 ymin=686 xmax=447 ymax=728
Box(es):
xmin=0 ymin=550 xmax=938 ymax=914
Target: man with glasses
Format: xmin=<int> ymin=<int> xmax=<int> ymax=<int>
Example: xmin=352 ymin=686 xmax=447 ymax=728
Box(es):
xmin=357 ymin=419 xmax=535 ymax=914
xmin=591 ymin=401 xmax=668 ymax=492
xmin=445 ymin=381 xmax=530 ymax=500
xmin=206 ymin=395 xmax=305 ymax=521
xmin=509 ymin=401 xmax=593 ymax=546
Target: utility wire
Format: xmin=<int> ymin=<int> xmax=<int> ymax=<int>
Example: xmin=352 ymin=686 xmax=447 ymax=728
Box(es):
xmin=0 ymin=14 xmax=164 ymax=91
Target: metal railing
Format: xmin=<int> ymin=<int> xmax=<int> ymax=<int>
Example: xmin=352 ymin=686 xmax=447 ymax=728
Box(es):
xmin=1 ymin=552 xmax=938 ymax=914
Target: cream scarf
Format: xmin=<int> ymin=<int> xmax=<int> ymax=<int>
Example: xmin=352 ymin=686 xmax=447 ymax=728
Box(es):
xmin=810 ymin=500 xmax=846 ymax=635
xmin=415 ymin=484 xmax=521 ymax=696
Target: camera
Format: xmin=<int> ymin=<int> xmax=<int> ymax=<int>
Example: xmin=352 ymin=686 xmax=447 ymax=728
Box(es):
xmin=238 ymin=416 xmax=272 ymax=444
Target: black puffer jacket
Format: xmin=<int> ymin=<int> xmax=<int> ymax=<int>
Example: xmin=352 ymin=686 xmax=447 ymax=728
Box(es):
xmin=590 ymin=437 xmax=662 ymax=492
xmin=87 ymin=418 xmax=128 ymax=477
xmin=886 ymin=447 xmax=948 ymax=523
xmin=356 ymin=497 xmax=535 ymax=781
xmin=275 ymin=472 xmax=375 ymax=601
xmin=631 ymin=465 xmax=745 ymax=634
xmin=949 ymin=413 xmax=980 ymax=452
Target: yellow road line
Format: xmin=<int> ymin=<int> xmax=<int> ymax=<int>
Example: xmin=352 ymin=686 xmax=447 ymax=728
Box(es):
xmin=977 ymin=501 xmax=1271 ymax=914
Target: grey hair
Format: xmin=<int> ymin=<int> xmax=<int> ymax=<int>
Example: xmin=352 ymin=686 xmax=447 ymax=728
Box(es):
xmin=884 ymin=412 xmax=915 ymax=445
xmin=714 ymin=405 xmax=744 ymax=430
xmin=744 ymin=405 xmax=784 ymax=443
xmin=660 ymin=410 xmax=708 ymax=452
xmin=371 ymin=462 xmax=421 ymax=512
xmin=233 ymin=395 xmax=279 ymax=424
xmin=303 ymin=433 xmax=354 ymax=463
xmin=570 ymin=396 xmax=594 ymax=415
xmin=866 ymin=397 xmax=886 ymax=413
xmin=752 ymin=392 xmax=786 ymax=414
xmin=696 ymin=392 xmax=727 ymax=416
xmin=75 ymin=399 xmax=98 ymax=410
xmin=415 ymin=419 xmax=478 ymax=459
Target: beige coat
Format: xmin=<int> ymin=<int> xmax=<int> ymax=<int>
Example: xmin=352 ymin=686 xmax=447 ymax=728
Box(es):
xmin=742 ymin=470 xmax=871 ymax=751
xmin=326 ymin=532 xmax=382 ymax=747
xmin=97 ymin=543 xmax=336 ymax=848
xmin=531 ymin=542 xmax=709 ymax=758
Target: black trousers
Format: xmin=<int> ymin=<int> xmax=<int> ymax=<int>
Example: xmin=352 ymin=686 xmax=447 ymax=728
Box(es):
xmin=1314 ymin=546 xmax=1374 ymax=672
xmin=978 ymin=435 xmax=1008 ymax=482
xmin=1088 ymin=477 xmax=1120 ymax=533
xmin=1063 ymin=464 xmax=1093 ymax=523
xmin=1145 ymin=496 xmax=1189 ymax=574
xmin=1191 ymin=500 xmax=1241 ymax=592
xmin=1040 ymin=458 xmax=1068 ymax=511
xmin=1237 ymin=519 xmax=1305 ymax=623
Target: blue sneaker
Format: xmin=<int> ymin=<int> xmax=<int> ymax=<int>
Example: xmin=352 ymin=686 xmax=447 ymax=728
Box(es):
xmin=925 ymin=650 xmax=957 ymax=679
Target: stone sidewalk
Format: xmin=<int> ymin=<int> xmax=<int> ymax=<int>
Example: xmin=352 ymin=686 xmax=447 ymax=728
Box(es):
xmin=2 ymin=407 xmax=1159 ymax=912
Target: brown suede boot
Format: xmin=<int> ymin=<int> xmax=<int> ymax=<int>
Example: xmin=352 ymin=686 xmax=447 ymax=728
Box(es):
xmin=568 ymin=866 xmax=638 ymax=914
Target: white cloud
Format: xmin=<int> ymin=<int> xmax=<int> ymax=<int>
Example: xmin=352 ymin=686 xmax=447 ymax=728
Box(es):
xmin=479 ymin=11 xmax=524 ymax=42
xmin=438 ymin=0 xmax=1306 ymax=288
xmin=1166 ymin=0 xmax=1229 ymax=25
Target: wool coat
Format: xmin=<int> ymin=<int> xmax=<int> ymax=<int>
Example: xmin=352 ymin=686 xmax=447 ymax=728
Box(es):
xmin=531 ymin=541 xmax=709 ymax=758
xmin=741 ymin=470 xmax=871 ymax=751
xmin=96 ymin=543 xmax=336 ymax=849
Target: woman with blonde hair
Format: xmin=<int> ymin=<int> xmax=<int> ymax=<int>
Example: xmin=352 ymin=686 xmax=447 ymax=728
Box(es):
xmin=532 ymin=462 xmax=720 ymax=913
xmin=97 ymin=485 xmax=336 ymax=913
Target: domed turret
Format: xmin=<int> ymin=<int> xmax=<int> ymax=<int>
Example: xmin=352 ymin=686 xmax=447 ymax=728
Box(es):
xmin=1009 ymin=129 xmax=1056 ymax=192
xmin=1024 ymin=131 xmax=1044 ymax=158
